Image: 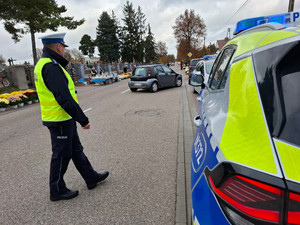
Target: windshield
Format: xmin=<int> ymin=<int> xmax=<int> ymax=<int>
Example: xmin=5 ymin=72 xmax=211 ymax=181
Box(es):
xmin=205 ymin=61 xmax=214 ymax=74
xmin=253 ymin=41 xmax=300 ymax=146
xmin=132 ymin=67 xmax=147 ymax=77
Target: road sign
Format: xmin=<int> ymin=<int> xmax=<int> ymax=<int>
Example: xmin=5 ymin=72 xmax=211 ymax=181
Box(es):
xmin=188 ymin=52 xmax=192 ymax=57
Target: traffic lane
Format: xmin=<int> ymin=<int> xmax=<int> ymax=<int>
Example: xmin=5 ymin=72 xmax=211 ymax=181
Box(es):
xmin=0 ymin=79 xmax=180 ymax=224
xmin=74 ymin=81 xmax=180 ymax=224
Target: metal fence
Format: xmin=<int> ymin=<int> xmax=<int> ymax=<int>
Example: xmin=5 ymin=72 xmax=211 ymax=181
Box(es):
xmin=72 ymin=63 xmax=140 ymax=77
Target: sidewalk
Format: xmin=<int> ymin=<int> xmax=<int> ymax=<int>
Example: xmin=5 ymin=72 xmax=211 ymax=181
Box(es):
xmin=175 ymin=67 xmax=197 ymax=225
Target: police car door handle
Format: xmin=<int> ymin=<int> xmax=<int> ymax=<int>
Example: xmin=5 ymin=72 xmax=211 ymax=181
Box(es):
xmin=193 ymin=115 xmax=202 ymax=127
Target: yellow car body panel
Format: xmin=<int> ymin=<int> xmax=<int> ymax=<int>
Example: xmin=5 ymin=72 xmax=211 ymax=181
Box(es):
xmin=220 ymin=57 xmax=278 ymax=175
xmin=276 ymin=140 xmax=300 ymax=182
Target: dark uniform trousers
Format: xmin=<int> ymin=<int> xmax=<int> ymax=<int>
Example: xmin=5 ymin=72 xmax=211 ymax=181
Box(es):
xmin=47 ymin=119 xmax=97 ymax=195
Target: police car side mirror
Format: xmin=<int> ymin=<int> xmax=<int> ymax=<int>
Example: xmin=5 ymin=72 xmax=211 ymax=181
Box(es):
xmin=189 ymin=75 xmax=204 ymax=87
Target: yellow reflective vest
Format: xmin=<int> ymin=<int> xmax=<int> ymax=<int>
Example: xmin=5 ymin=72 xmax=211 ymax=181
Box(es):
xmin=34 ymin=58 xmax=78 ymax=122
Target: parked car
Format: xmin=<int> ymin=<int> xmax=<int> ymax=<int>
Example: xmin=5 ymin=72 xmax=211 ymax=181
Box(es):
xmin=188 ymin=58 xmax=201 ymax=77
xmin=128 ymin=64 xmax=182 ymax=92
xmin=191 ymin=58 xmax=215 ymax=94
xmin=189 ymin=16 xmax=300 ymax=225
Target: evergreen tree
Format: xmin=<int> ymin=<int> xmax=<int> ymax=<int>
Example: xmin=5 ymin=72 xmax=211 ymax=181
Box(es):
xmin=111 ymin=10 xmax=121 ymax=61
xmin=96 ymin=11 xmax=120 ymax=63
xmin=208 ymin=43 xmax=218 ymax=54
xmin=79 ymin=34 xmax=95 ymax=58
xmin=0 ymin=0 xmax=84 ymax=64
xmin=135 ymin=6 xmax=146 ymax=62
xmin=144 ymin=24 xmax=157 ymax=63
xmin=120 ymin=1 xmax=139 ymax=63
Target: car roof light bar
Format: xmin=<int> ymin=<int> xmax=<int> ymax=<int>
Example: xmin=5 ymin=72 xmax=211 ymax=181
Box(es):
xmin=234 ymin=11 xmax=300 ymax=35
xmin=203 ymin=54 xmax=218 ymax=60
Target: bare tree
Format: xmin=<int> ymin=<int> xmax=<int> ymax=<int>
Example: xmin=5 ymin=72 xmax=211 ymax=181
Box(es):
xmin=0 ymin=54 xmax=5 ymax=64
xmin=36 ymin=49 xmax=43 ymax=61
xmin=64 ymin=50 xmax=72 ymax=62
xmin=173 ymin=9 xmax=206 ymax=60
xmin=66 ymin=49 xmax=85 ymax=64
xmin=156 ymin=41 xmax=168 ymax=64
xmin=157 ymin=41 xmax=168 ymax=57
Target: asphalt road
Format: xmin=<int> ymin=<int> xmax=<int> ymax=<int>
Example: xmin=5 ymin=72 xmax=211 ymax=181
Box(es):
xmin=0 ymin=66 xmax=197 ymax=225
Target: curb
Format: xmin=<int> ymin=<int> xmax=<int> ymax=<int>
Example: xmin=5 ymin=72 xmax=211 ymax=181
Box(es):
xmin=176 ymin=70 xmax=197 ymax=225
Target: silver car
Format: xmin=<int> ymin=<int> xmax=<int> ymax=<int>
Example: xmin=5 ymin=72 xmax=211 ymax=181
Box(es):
xmin=191 ymin=59 xmax=215 ymax=93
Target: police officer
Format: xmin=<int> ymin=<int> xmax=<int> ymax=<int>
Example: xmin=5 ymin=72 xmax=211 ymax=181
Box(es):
xmin=34 ymin=32 xmax=109 ymax=201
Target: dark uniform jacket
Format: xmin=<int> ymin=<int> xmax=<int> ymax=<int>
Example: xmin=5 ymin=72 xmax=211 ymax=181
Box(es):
xmin=41 ymin=47 xmax=89 ymax=127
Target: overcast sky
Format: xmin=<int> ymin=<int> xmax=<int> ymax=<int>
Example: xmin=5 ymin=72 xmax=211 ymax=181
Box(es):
xmin=0 ymin=0 xmax=298 ymax=64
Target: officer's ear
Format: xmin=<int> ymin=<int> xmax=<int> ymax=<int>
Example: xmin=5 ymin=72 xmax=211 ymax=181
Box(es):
xmin=57 ymin=43 xmax=65 ymax=56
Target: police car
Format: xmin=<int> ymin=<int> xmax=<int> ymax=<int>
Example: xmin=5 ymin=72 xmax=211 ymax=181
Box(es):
xmin=189 ymin=12 xmax=300 ymax=225
xmin=190 ymin=55 xmax=216 ymax=94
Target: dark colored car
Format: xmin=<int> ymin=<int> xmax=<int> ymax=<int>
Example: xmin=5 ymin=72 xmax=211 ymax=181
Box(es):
xmin=128 ymin=64 xmax=182 ymax=92
xmin=189 ymin=58 xmax=201 ymax=77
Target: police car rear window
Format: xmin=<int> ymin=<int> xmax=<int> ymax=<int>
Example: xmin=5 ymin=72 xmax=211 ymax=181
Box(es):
xmin=253 ymin=41 xmax=300 ymax=146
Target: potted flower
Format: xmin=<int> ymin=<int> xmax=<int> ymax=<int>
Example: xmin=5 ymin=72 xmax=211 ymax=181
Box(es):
xmin=7 ymin=96 xmax=19 ymax=109
xmin=30 ymin=93 xmax=38 ymax=103
xmin=27 ymin=94 xmax=35 ymax=104
xmin=15 ymin=94 xmax=28 ymax=107
xmin=0 ymin=98 xmax=9 ymax=112
xmin=24 ymin=90 xmax=38 ymax=104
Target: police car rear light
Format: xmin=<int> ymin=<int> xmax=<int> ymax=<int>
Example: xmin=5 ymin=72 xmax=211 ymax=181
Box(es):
xmin=209 ymin=175 xmax=283 ymax=224
xmin=287 ymin=192 xmax=300 ymax=225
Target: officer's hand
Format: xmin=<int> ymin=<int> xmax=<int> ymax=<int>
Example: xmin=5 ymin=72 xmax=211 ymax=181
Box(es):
xmin=82 ymin=123 xmax=90 ymax=129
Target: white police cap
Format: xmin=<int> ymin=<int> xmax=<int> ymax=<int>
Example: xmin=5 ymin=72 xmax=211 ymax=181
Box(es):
xmin=39 ymin=32 xmax=68 ymax=47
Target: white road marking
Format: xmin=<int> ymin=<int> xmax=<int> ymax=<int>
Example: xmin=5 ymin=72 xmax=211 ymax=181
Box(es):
xmin=83 ymin=108 xmax=92 ymax=113
xmin=121 ymin=89 xmax=130 ymax=94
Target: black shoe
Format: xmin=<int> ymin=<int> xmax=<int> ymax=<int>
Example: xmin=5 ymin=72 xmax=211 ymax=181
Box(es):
xmin=50 ymin=189 xmax=79 ymax=201
xmin=87 ymin=171 xmax=109 ymax=190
